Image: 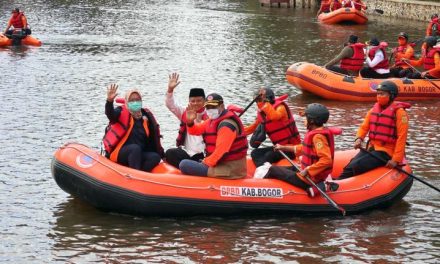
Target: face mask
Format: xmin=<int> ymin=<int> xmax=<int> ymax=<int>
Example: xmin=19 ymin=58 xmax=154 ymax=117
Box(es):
xmin=127 ymin=101 xmax=142 ymax=112
xmin=206 ymin=109 xmax=220 ymax=119
xmin=376 ymin=95 xmax=390 ymax=106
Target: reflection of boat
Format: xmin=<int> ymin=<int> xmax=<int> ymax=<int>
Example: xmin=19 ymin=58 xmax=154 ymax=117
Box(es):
xmin=318 ymin=8 xmax=368 ymax=24
xmin=51 ymin=142 xmax=413 ymax=216
xmin=286 ymin=62 xmax=440 ymax=101
xmin=0 ymin=33 xmax=42 ymax=47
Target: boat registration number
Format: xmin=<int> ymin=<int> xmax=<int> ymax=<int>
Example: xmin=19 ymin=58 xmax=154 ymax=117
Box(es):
xmin=220 ymin=186 xmax=282 ymax=198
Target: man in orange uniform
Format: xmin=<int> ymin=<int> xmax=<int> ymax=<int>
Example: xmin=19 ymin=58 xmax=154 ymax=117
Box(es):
xmin=4 ymin=8 xmax=30 ymax=36
xmin=179 ymin=93 xmax=248 ymax=179
xmin=390 ymin=32 xmax=415 ymax=78
xmin=325 ymin=35 xmax=365 ymax=76
xmin=245 ymin=88 xmax=300 ymax=168
xmin=338 ymin=81 xmax=410 ymax=180
xmin=404 ymin=36 xmax=440 ymax=79
xmin=261 ymin=103 xmax=339 ymax=197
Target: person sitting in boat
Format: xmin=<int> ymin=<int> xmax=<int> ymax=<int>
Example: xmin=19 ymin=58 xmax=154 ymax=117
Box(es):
xmin=402 ymin=36 xmax=440 ymax=79
xmin=324 ymin=34 xmax=365 ymax=76
xmin=329 ymin=0 xmax=342 ymax=11
xmin=338 ymin=81 xmax=410 ymax=180
xmin=164 ymin=72 xmax=208 ymax=168
xmin=4 ymin=8 xmax=31 ymax=37
xmin=389 ymin=32 xmax=415 ymax=78
xmin=426 ymin=14 xmax=439 ymax=38
xmin=259 ymin=103 xmax=339 ymax=197
xmin=103 ymin=84 xmax=164 ymax=172
xmin=360 ymin=37 xmax=391 ymax=79
xmin=244 ymin=87 xmax=301 ymax=168
xmin=351 ymin=0 xmax=367 ymax=11
xmin=316 ymin=0 xmax=331 ymax=17
xmin=179 ymin=93 xmax=248 ymax=179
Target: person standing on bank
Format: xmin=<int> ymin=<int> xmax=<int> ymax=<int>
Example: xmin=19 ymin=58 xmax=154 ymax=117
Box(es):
xmin=245 ymin=88 xmax=301 ymax=168
xmin=324 ymin=35 xmax=365 ymax=76
xmin=103 ymin=84 xmax=164 ymax=172
xmin=360 ymin=37 xmax=391 ymax=79
xmin=338 ymin=81 xmax=410 ymax=180
xmin=164 ymin=72 xmax=208 ymax=168
xmin=179 ymin=93 xmax=248 ymax=179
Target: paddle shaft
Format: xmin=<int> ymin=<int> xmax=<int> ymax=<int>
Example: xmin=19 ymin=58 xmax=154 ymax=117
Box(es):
xmin=402 ymin=60 xmax=440 ymax=91
xmin=360 ymin=148 xmax=440 ymax=193
xmin=278 ymin=150 xmax=346 ymax=216
xmin=238 ymin=95 xmax=259 ymax=117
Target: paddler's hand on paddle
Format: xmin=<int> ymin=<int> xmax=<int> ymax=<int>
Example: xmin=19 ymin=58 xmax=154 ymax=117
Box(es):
xmin=274 ymin=144 xmax=295 ymax=153
xmin=185 ymin=104 xmax=197 ymax=126
xmin=421 ymin=71 xmax=428 ymax=78
xmin=385 ymin=159 xmax=397 ymax=169
xmin=107 ymin=84 xmax=118 ymax=102
xmin=354 ymin=138 xmax=363 ymax=149
xmin=167 ymin=72 xmax=181 ymax=93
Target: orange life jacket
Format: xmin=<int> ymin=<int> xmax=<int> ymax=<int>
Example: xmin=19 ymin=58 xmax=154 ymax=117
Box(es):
xmin=203 ymin=110 xmax=248 ymax=162
xmin=257 ymin=95 xmax=301 ymax=146
xmin=340 ymin=43 xmax=365 ymax=71
xmin=301 ymin=127 xmax=340 ymax=183
xmin=10 ymin=12 xmax=25 ymax=28
xmin=423 ymin=47 xmax=440 ymax=70
xmin=393 ymin=43 xmax=415 ymax=67
xmin=176 ymin=109 xmax=208 ymax=147
xmin=368 ymin=101 xmax=411 ymax=145
xmin=368 ymin=44 xmax=389 ymax=70
xmin=103 ymin=106 xmax=164 ymax=161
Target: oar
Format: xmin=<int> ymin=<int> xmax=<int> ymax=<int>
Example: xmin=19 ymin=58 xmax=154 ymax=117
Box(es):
xmin=238 ymin=95 xmax=260 ymax=117
xmin=359 ymin=148 xmax=440 ymax=193
xmin=278 ymin=150 xmax=346 ymax=216
xmin=402 ymin=60 xmax=440 ymax=91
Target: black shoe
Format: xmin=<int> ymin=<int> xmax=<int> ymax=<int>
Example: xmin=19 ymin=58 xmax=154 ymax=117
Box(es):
xmin=326 ymin=182 xmax=339 ymax=192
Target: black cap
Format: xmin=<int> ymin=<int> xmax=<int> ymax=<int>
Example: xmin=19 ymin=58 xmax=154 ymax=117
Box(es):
xmin=12 ymin=8 xmax=19 ymax=13
xmin=398 ymin=32 xmax=409 ymax=40
xmin=189 ymin=88 xmax=205 ymax=98
xmin=348 ymin=35 xmax=358 ymax=44
xmin=367 ymin=37 xmax=380 ymax=46
xmin=204 ymin=93 xmax=224 ymax=107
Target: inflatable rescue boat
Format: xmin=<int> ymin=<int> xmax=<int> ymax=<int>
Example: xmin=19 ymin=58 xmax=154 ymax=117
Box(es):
xmin=51 ymin=142 xmax=413 ymax=216
xmin=0 ymin=33 xmax=42 ymax=47
xmin=286 ymin=62 xmax=440 ymax=101
xmin=318 ymin=8 xmax=368 ymax=25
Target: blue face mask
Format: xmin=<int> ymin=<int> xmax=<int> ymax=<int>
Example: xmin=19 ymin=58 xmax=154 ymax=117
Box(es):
xmin=127 ymin=101 xmax=142 ymax=112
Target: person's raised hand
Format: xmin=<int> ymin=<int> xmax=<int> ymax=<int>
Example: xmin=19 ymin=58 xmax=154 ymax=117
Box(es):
xmin=107 ymin=84 xmax=118 ymax=102
xmin=168 ymin=72 xmax=181 ymax=93
xmin=185 ymin=104 xmax=197 ymax=125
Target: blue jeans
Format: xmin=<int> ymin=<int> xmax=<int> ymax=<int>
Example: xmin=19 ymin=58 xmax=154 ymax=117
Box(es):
xmin=179 ymin=159 xmax=209 ymax=176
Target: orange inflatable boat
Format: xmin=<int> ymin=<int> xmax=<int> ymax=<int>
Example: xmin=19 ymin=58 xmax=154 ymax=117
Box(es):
xmin=318 ymin=8 xmax=368 ymax=24
xmin=0 ymin=33 xmax=42 ymax=47
xmin=286 ymin=62 xmax=440 ymax=101
xmin=51 ymin=142 xmax=413 ymax=216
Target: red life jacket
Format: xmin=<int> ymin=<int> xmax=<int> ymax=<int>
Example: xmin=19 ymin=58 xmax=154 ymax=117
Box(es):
xmin=10 ymin=12 xmax=24 ymax=28
xmin=427 ymin=18 xmax=440 ymax=37
xmin=203 ymin=110 xmax=248 ymax=162
xmin=340 ymin=43 xmax=365 ymax=71
xmin=368 ymin=101 xmax=411 ymax=144
xmin=176 ymin=109 xmax=208 ymax=147
xmin=368 ymin=45 xmax=389 ymax=70
xmin=103 ymin=106 xmax=164 ymax=159
xmin=423 ymin=47 xmax=440 ymax=70
xmin=257 ymin=95 xmax=301 ymax=146
xmin=300 ymin=127 xmax=340 ymax=183
xmin=393 ymin=43 xmax=415 ymax=67
xmin=320 ymin=0 xmax=331 ymax=12
xmin=331 ymin=0 xmax=342 ymax=10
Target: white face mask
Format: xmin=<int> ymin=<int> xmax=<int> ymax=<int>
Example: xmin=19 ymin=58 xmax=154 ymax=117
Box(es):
xmin=206 ymin=109 xmax=220 ymax=120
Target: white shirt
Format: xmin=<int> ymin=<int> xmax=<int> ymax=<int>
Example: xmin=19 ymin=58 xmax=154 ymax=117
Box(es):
xmin=366 ymin=48 xmax=390 ymax=74
xmin=165 ymin=92 xmax=206 ymax=156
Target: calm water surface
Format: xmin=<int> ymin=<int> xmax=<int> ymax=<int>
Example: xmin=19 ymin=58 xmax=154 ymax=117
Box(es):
xmin=1 ymin=0 xmax=439 ymax=263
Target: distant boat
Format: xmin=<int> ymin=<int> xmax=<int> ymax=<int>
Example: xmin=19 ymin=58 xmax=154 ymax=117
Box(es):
xmin=318 ymin=8 xmax=368 ymax=24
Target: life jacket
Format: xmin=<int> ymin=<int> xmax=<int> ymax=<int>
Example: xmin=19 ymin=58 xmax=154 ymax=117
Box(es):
xmin=203 ymin=110 xmax=248 ymax=162
xmin=352 ymin=0 xmax=364 ymax=10
xmin=427 ymin=18 xmax=440 ymax=37
xmin=340 ymin=43 xmax=365 ymax=71
xmin=10 ymin=12 xmax=25 ymax=28
xmin=103 ymin=105 xmax=164 ymax=161
xmin=176 ymin=109 xmax=208 ymax=147
xmin=300 ymin=127 xmax=341 ymax=183
xmin=393 ymin=43 xmax=415 ymax=67
xmin=256 ymin=95 xmax=301 ymax=146
xmin=368 ymin=44 xmax=389 ymax=70
xmin=331 ymin=0 xmax=342 ymax=10
xmin=320 ymin=0 xmax=331 ymax=12
xmin=342 ymin=0 xmax=352 ymax=8
xmin=423 ymin=47 xmax=440 ymax=70
xmin=368 ymin=101 xmax=411 ymax=145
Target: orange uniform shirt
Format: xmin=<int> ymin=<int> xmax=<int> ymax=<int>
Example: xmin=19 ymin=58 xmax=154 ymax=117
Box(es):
xmin=410 ymin=51 xmax=440 ymax=78
xmin=244 ymin=102 xmax=288 ymax=135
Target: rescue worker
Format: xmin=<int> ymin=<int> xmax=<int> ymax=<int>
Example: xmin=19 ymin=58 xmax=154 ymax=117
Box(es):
xmin=316 ymin=0 xmax=331 ymax=17
xmin=403 ymin=36 xmax=440 ymax=79
xmin=179 ymin=93 xmax=248 ymax=179
xmin=329 ymin=0 xmax=342 ymax=11
xmin=261 ymin=103 xmax=339 ymax=197
xmin=338 ymin=81 xmax=410 ymax=180
xmin=325 ymin=35 xmax=365 ymax=76
xmin=245 ymin=88 xmax=301 ymax=168
xmin=164 ymin=72 xmax=208 ymax=168
xmin=4 ymin=8 xmax=31 ymax=37
xmin=360 ymin=37 xmax=391 ymax=79
xmin=389 ymin=32 xmax=415 ymax=78
xmin=103 ymin=84 xmax=164 ymax=172
xmin=351 ymin=0 xmax=367 ymax=11
xmin=426 ymin=14 xmax=439 ymax=38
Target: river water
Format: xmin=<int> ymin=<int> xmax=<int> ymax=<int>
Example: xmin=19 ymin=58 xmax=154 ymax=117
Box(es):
xmin=1 ymin=0 xmax=439 ymax=263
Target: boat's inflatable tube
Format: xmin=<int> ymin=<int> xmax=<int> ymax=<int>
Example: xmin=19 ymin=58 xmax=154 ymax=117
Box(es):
xmin=318 ymin=8 xmax=368 ymax=24
xmin=0 ymin=33 xmax=42 ymax=47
